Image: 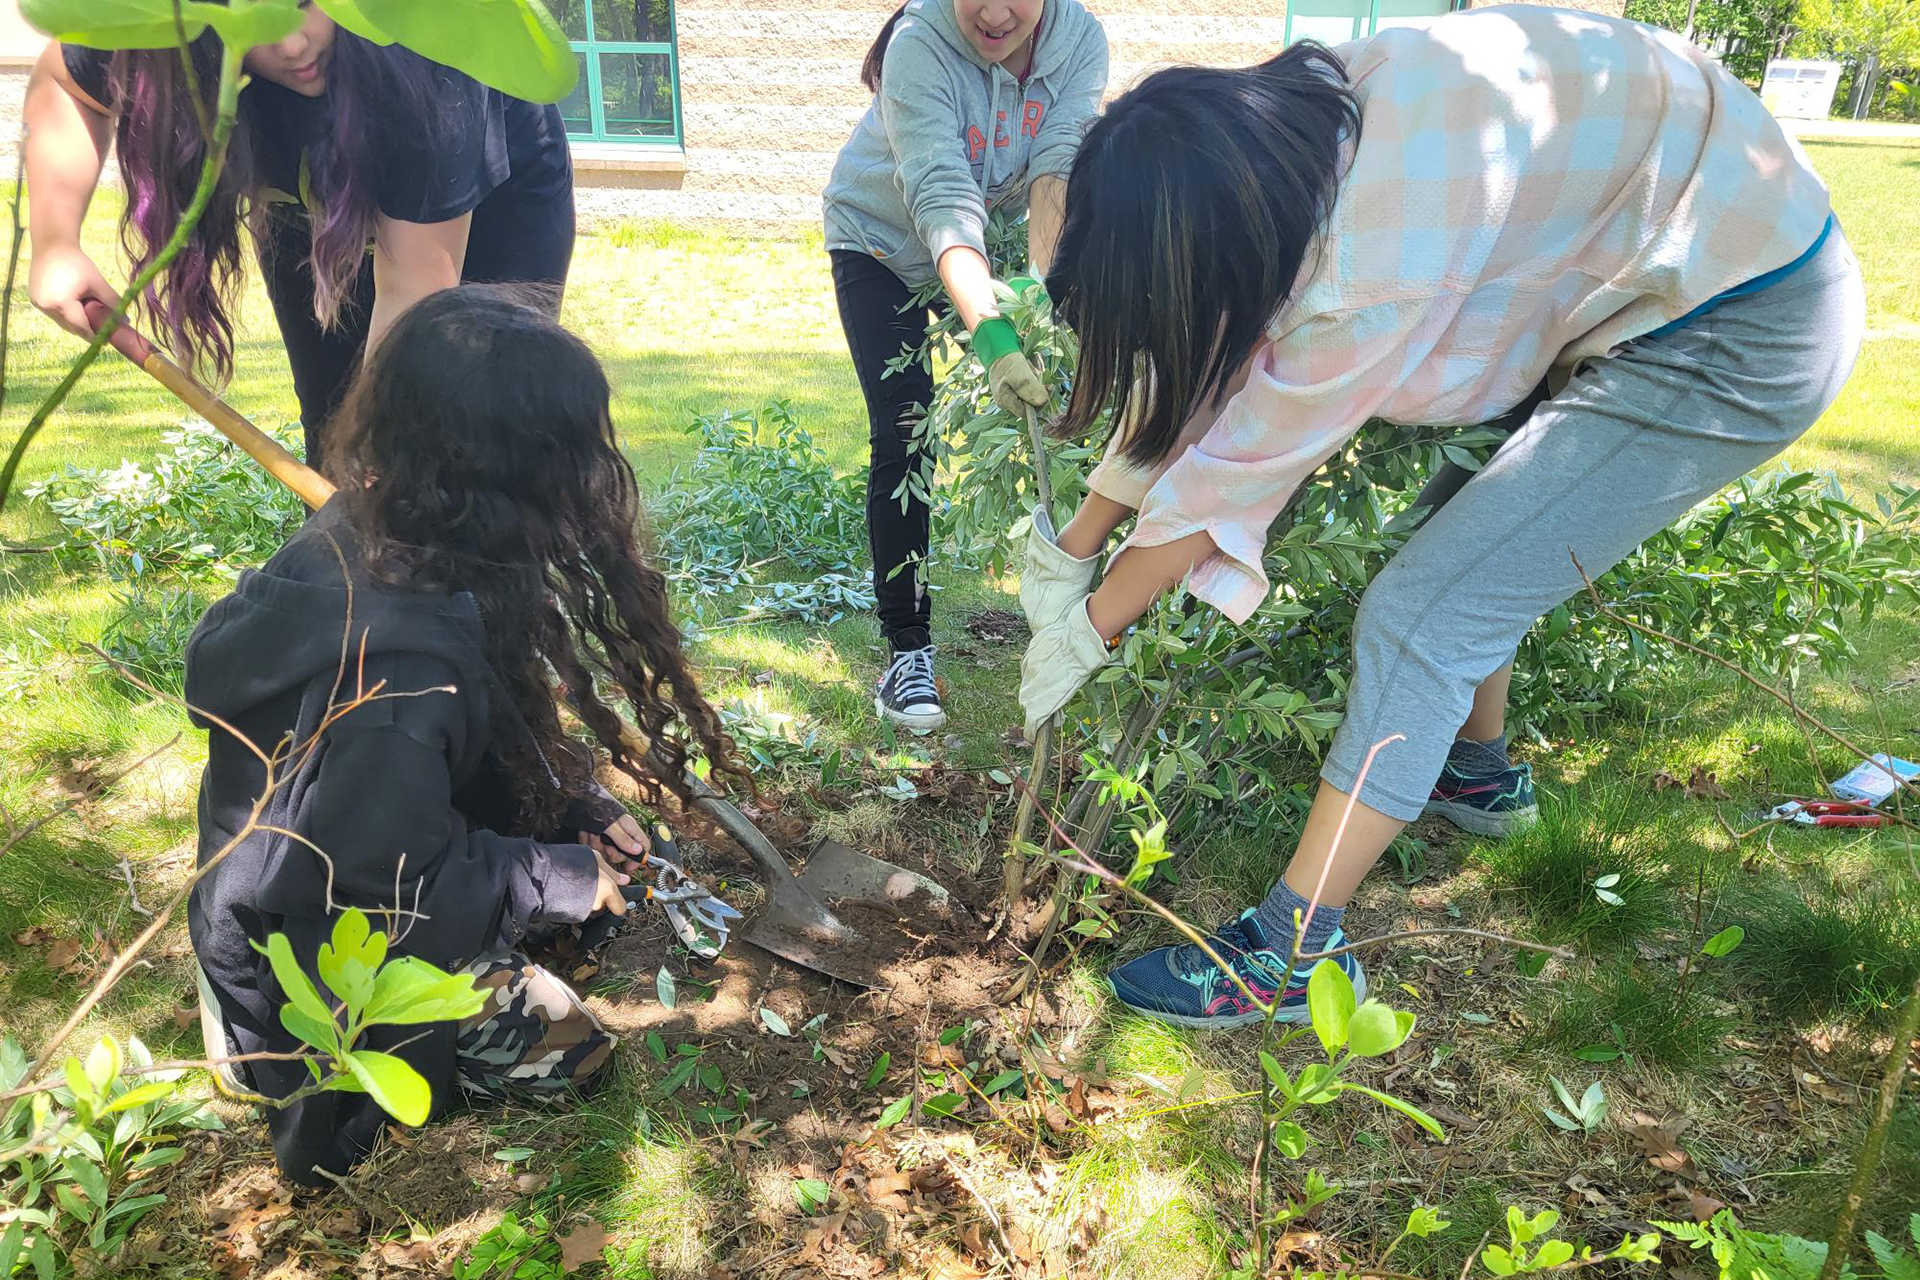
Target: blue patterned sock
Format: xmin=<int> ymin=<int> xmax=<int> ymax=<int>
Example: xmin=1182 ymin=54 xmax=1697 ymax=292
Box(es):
xmin=1251 ymin=878 xmax=1342 ymax=959
xmin=1447 ymin=733 xmax=1510 ymax=774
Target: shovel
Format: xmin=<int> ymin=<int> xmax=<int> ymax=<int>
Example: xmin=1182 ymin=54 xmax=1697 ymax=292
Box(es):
xmin=83 ymin=301 xmax=949 ymax=987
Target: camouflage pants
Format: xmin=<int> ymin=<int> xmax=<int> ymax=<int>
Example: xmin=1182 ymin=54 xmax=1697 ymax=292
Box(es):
xmin=454 ymin=953 xmax=617 ymax=1099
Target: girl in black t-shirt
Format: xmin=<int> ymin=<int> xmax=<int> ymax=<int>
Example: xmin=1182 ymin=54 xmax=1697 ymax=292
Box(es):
xmin=23 ymin=5 xmax=575 ymax=467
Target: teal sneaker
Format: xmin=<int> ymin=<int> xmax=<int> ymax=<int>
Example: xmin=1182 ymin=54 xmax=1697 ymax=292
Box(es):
xmin=1423 ymin=759 xmax=1539 ymax=837
xmin=1105 ymin=910 xmax=1367 ymax=1030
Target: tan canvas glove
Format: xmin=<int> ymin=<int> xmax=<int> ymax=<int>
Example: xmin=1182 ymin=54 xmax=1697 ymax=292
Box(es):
xmin=1019 ymin=505 xmax=1098 ymax=635
xmin=1019 ymin=599 xmax=1112 ymax=741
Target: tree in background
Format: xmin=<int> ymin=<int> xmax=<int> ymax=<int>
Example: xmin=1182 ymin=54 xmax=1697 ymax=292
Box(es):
xmin=1790 ymin=0 xmax=1920 ymax=113
xmin=1626 ymin=0 xmax=1800 ymax=81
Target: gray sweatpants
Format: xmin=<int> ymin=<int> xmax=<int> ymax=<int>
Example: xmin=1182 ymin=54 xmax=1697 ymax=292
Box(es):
xmin=1323 ymin=227 xmax=1866 ymax=820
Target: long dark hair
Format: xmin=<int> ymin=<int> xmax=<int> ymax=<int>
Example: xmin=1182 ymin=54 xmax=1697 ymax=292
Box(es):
xmin=861 ymin=3 xmax=908 ymax=91
xmin=100 ymin=29 xmax=431 ymax=383
xmin=328 ymin=286 xmax=747 ymax=831
xmin=1049 ymin=44 xmax=1361 ymax=467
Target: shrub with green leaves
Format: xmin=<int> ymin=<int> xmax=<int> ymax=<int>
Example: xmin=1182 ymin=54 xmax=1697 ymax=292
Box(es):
xmin=1 ymin=1034 xmax=223 ymax=1274
xmin=648 ymin=403 xmax=876 ymax=631
xmin=1483 ymin=1206 xmax=1660 ymax=1276
xmin=260 ymin=907 xmax=488 ymax=1125
xmin=452 ymin=1211 xmax=569 ymax=1280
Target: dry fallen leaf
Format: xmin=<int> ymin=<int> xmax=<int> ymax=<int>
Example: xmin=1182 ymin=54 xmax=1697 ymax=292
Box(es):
xmin=10 ymin=926 xmax=51 ymax=946
xmin=1689 ymin=1187 xmax=1728 ymax=1221
xmin=44 ymin=937 xmax=82 ymax=972
xmin=376 ymin=1239 xmax=437 ymax=1269
xmin=919 ymin=1042 xmax=968 ymax=1071
xmin=864 ymin=1169 xmax=913 ymax=1212
xmin=1565 ymin=1172 xmax=1611 ymax=1208
xmin=1686 ymin=767 xmax=1731 ymax=801
xmin=1628 ymin=1111 xmax=1702 ymax=1179
xmin=556 ymin=1221 xmax=608 ymax=1274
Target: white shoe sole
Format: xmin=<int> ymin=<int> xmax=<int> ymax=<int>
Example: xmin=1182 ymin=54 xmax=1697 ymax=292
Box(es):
xmin=1106 ymin=961 xmax=1366 ymax=1030
xmin=198 ymin=963 xmax=265 ymax=1102
xmin=1422 ymin=796 xmax=1539 ymax=838
xmin=875 ymin=697 xmax=947 ymax=733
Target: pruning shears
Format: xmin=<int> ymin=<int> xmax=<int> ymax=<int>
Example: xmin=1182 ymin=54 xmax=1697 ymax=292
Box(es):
xmin=1766 ymin=799 xmax=1890 ymax=828
xmin=623 ymin=822 xmax=743 ymax=957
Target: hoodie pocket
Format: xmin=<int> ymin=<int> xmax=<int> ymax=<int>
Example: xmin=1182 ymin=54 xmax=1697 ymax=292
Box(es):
xmin=865 ymin=222 xmax=911 ymax=262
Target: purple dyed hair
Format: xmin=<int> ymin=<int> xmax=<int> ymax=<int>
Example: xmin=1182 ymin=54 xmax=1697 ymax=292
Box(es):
xmin=102 ymin=30 xmax=433 ymax=383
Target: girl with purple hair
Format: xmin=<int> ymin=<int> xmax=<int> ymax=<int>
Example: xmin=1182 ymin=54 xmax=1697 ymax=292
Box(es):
xmin=23 ymin=3 xmax=575 ymax=469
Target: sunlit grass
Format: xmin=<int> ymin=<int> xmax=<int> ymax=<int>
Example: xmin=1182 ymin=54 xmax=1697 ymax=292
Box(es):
xmin=1038 ymin=1127 xmax=1235 ymax=1280
xmin=1472 ymin=786 xmax=1688 ymax=947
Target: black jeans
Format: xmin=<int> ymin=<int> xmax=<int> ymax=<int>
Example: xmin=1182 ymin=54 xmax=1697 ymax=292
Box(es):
xmin=830 ymin=249 xmax=945 ymax=650
xmin=257 ymin=192 xmax=576 ymax=472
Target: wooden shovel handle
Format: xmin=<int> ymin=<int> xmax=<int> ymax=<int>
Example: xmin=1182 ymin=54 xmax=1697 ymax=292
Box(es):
xmin=83 ymin=300 xmax=337 ymax=511
xmin=81 ymin=302 xmax=786 ymax=878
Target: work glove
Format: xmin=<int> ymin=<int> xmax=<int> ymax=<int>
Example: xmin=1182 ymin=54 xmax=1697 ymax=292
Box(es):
xmin=1020 ymin=504 xmax=1098 ymax=635
xmin=1019 ymin=599 xmax=1113 ymax=741
xmin=972 ymin=299 xmax=1048 ymax=417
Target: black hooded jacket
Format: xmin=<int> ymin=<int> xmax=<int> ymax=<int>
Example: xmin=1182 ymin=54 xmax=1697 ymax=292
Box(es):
xmin=183 ymin=498 xmax=607 ymax=1183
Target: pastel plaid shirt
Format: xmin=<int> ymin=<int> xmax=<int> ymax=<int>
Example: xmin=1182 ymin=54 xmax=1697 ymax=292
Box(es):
xmin=1088 ymin=4 xmax=1833 ymax=623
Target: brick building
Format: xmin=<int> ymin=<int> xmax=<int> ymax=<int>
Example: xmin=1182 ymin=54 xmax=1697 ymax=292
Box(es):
xmin=1 ymin=0 xmax=1627 ymax=231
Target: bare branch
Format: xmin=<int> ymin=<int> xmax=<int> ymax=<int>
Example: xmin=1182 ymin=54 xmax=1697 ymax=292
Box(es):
xmin=1013 ymin=776 xmax=1275 ymax=1017
xmin=0 ymin=732 xmax=182 ymax=861
xmin=0 ymin=1050 xmax=316 ymax=1107
xmin=118 ymin=855 xmax=151 ymax=917
xmin=1297 ymin=928 xmax=1572 ymax=962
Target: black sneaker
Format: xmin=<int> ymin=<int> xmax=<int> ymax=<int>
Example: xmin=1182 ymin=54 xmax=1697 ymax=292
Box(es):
xmin=875 ymin=644 xmax=946 ymax=733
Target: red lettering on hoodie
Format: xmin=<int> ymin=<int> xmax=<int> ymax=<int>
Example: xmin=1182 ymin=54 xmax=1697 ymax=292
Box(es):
xmin=966 ymin=125 xmax=986 ymax=162
xmin=1022 ymin=99 xmax=1045 ymax=138
xmin=994 ymin=109 xmax=1010 ymax=148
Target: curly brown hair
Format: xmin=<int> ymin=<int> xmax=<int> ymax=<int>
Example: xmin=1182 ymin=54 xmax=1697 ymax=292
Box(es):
xmin=327 ymin=285 xmax=747 ymax=831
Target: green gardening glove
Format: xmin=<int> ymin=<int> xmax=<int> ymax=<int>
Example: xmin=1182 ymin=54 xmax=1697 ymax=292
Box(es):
xmin=975 ymin=274 xmax=1050 ymax=417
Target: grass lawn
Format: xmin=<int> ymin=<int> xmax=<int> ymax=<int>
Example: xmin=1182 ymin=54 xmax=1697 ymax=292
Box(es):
xmin=1 ymin=134 xmax=1918 ymax=1280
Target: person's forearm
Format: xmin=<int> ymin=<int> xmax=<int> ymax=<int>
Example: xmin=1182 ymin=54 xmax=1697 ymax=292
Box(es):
xmin=936 ymin=244 xmax=1000 ymax=333
xmin=365 ymin=280 xmax=438 ymax=358
xmin=24 ymin=45 xmax=109 ymax=255
xmin=1026 ymin=175 xmax=1066 ymax=278
xmin=367 ymin=218 xmax=466 ymax=357
xmin=1058 ymin=491 xmax=1132 ymax=560
xmin=1086 ymin=529 xmax=1217 ymax=639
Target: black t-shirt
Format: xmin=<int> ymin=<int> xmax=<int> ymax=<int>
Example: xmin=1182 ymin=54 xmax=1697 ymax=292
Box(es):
xmin=65 ymin=41 xmax=571 ymax=256
xmin=65 ymin=42 xmax=575 ymax=453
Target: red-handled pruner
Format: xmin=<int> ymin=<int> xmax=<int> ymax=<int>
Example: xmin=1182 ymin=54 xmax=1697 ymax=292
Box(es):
xmin=1768 ymin=799 xmax=1889 ymax=828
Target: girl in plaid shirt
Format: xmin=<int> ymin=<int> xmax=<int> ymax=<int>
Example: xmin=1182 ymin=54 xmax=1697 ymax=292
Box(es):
xmin=1015 ymin=5 xmax=1862 ymax=1029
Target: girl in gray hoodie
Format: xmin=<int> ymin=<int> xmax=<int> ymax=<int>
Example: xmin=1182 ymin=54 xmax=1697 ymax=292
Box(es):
xmin=822 ymin=0 xmax=1107 ymax=732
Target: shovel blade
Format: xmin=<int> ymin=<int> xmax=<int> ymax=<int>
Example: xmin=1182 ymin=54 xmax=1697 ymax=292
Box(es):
xmin=738 ymin=840 xmax=949 ymax=987
xmin=799 ymin=839 xmax=950 ymax=907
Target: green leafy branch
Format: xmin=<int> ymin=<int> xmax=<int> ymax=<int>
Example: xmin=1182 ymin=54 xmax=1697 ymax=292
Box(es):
xmin=259 ymin=907 xmax=486 ymax=1126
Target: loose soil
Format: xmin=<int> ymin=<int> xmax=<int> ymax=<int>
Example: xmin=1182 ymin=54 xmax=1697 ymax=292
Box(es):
xmin=82 ymin=788 xmax=1894 ymax=1280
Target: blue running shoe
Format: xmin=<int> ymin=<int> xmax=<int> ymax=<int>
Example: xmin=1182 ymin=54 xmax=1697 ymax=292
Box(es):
xmin=1423 ymin=759 xmax=1538 ymax=837
xmin=1106 ymin=910 xmax=1367 ymax=1030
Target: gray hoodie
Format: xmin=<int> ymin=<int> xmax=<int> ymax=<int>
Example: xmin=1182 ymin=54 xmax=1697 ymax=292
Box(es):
xmin=823 ymin=0 xmax=1109 ymax=287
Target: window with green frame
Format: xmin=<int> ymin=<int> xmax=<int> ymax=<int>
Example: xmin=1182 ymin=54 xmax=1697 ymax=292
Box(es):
xmin=1284 ymin=0 xmax=1461 ymax=46
xmin=553 ymin=0 xmax=682 ymax=146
